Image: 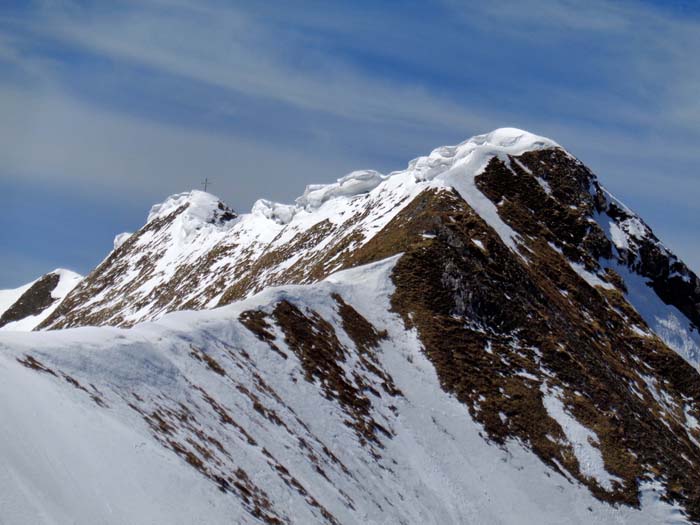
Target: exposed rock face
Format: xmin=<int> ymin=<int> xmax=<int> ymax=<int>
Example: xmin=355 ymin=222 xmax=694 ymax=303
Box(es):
xmin=0 ymin=273 xmax=61 ymax=328
xmin=481 ymin=149 xmax=700 ymax=345
xmin=377 ymin=186 xmax=700 ymax=516
xmin=0 ymin=269 xmax=83 ymax=331
xmin=12 ymin=128 xmax=700 ymax=522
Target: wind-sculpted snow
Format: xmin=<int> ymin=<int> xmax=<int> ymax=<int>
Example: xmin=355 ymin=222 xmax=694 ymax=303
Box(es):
xmin=252 ymin=199 xmax=297 ymax=225
xmin=113 ymin=232 xmax=132 ymax=250
xmin=0 ymin=258 xmax=690 ymax=524
xmin=296 ymin=170 xmax=384 ymax=211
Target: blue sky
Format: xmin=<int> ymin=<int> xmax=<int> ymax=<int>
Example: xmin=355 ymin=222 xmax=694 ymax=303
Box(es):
xmin=1 ymin=0 xmax=699 ymax=287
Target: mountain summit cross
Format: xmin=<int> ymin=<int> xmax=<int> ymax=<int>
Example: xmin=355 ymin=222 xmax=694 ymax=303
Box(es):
xmin=202 ymin=178 xmax=211 ymax=192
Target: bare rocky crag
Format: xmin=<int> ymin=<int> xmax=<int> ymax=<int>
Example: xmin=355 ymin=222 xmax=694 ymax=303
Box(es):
xmin=23 ymin=129 xmax=700 ymax=521
xmin=0 ymin=269 xmax=83 ymax=330
xmin=0 ymin=273 xmax=61 ymax=328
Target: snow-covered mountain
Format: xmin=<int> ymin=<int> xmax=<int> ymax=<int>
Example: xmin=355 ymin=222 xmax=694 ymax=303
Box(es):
xmin=0 ymin=269 xmax=82 ymax=331
xmin=3 ymin=128 xmax=700 ymax=523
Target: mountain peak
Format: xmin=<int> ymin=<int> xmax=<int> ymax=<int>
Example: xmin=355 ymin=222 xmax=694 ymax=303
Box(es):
xmin=249 ymin=128 xmax=561 ymax=221
xmin=147 ymin=190 xmax=237 ymax=227
xmin=36 ymin=129 xmax=587 ymax=331
xmin=472 ymin=127 xmax=560 ymax=149
xmin=410 ymin=127 xmax=562 ymax=181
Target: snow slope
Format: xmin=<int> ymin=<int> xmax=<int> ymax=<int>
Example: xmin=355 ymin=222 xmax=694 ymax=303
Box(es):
xmin=0 ymin=257 xmax=689 ymax=524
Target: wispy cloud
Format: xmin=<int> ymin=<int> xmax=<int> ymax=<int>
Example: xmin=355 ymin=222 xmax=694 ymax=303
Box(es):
xmin=8 ymin=1 xmax=492 ymax=130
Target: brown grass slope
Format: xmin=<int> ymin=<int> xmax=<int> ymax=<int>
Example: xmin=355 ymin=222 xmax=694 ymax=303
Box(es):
xmin=343 ymin=152 xmax=700 ymax=519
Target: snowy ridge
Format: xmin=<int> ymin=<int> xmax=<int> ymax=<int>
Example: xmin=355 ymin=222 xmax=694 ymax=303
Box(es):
xmin=41 ymin=128 xmax=559 ymax=329
xmin=0 ymin=258 xmax=688 ymax=524
xmin=38 ymin=127 xmax=700 ymax=374
xmin=252 ymin=127 xmax=559 ymax=221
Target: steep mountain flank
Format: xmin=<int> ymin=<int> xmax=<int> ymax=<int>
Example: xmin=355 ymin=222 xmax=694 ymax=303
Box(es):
xmin=477 ymin=148 xmax=700 ymax=365
xmin=372 ymin=187 xmax=700 ymax=516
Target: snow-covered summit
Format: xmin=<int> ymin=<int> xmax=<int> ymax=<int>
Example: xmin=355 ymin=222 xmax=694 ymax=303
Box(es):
xmin=41 ymin=126 xmax=700 ymax=377
xmin=147 ymin=190 xmax=237 ymax=229
xmin=148 ymin=190 xmax=215 ymax=223
xmin=40 ymin=128 xmax=566 ymax=330
xmin=144 ymin=129 xmax=559 ymax=231
xmin=410 ymin=127 xmax=562 ymax=181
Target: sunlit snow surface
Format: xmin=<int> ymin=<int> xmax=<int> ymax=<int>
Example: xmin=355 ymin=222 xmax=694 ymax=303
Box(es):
xmin=540 ymin=384 xmax=622 ymax=491
xmin=0 ymin=258 xmax=689 ymax=524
